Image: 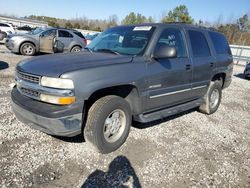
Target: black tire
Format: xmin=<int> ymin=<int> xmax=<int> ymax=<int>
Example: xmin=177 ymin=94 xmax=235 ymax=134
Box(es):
xmin=198 ymin=80 xmax=222 ymax=115
xmin=70 ymin=46 xmax=81 ymax=52
xmin=84 ymin=95 xmax=131 ymax=154
xmin=20 ymin=42 xmax=36 ymax=56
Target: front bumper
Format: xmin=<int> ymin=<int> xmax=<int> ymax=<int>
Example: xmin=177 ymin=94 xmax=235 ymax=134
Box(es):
xmin=11 ymin=87 xmax=83 ymax=137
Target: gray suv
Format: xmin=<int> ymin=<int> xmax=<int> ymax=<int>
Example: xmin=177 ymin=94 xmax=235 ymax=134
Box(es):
xmin=11 ymin=23 xmax=233 ymax=154
xmin=6 ymin=27 xmax=86 ymax=56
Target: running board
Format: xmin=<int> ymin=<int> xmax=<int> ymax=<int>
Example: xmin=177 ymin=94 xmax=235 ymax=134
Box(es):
xmin=134 ymin=99 xmax=203 ymax=123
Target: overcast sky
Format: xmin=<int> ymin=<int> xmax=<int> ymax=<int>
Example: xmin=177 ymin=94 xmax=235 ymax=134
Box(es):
xmin=1 ymin=0 xmax=250 ymax=23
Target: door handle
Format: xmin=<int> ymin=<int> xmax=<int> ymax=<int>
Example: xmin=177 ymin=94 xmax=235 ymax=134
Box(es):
xmin=210 ymin=62 xmax=214 ymax=67
xmin=186 ymin=64 xmax=191 ymax=70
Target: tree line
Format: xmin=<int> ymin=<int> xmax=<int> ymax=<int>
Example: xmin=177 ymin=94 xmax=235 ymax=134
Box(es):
xmin=26 ymin=5 xmax=250 ymax=45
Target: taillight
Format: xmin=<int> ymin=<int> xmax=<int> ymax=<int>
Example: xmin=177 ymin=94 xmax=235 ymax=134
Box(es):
xmin=83 ymin=38 xmax=87 ymax=46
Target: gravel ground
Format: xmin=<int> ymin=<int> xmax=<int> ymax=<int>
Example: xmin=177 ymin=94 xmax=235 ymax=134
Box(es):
xmin=0 ymin=45 xmax=250 ymax=188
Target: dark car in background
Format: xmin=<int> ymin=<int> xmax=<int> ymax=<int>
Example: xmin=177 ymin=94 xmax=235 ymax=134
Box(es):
xmin=244 ymin=62 xmax=250 ymax=79
xmin=5 ymin=27 xmax=87 ymax=56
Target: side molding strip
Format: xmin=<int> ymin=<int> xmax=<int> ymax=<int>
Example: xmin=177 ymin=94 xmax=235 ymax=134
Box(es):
xmin=149 ymin=85 xmax=207 ymax=99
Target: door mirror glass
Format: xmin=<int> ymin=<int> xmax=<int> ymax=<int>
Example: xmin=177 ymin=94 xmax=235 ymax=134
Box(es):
xmin=153 ymin=45 xmax=177 ymax=59
xmin=53 ymin=40 xmax=64 ymax=53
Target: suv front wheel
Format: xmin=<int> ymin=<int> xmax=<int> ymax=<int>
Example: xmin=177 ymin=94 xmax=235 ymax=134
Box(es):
xmin=199 ymin=80 xmax=222 ymax=114
xmin=84 ymin=95 xmax=131 ymax=154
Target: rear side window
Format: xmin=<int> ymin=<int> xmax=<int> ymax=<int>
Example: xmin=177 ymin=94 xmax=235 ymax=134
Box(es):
xmin=156 ymin=28 xmax=187 ymax=58
xmin=188 ymin=30 xmax=211 ymax=57
xmin=58 ymin=30 xmax=73 ymax=38
xmin=73 ymin=31 xmax=85 ymax=39
xmin=209 ymin=32 xmax=231 ymax=55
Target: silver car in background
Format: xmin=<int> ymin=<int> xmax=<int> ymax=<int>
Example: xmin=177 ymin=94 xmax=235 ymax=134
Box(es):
xmin=5 ymin=27 xmax=87 ymax=56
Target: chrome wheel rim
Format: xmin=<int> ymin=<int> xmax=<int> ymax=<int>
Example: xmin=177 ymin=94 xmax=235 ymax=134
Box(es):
xmin=103 ymin=109 xmax=126 ymax=143
xmin=22 ymin=44 xmax=34 ymax=55
xmin=210 ymin=89 xmax=219 ymax=109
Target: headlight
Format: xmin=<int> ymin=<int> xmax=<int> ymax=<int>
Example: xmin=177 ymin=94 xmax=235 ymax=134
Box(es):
xmin=41 ymin=76 xmax=74 ymax=89
xmin=40 ymin=94 xmax=76 ymax=105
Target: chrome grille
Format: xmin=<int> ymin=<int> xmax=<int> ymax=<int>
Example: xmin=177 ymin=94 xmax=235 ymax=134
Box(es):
xmin=17 ymin=71 xmax=40 ymax=84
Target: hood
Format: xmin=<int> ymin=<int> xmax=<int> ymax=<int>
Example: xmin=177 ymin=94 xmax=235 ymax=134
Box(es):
xmin=17 ymin=52 xmax=133 ymax=77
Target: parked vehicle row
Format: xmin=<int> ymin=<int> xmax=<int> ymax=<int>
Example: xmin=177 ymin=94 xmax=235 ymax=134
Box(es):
xmin=5 ymin=27 xmax=87 ymax=56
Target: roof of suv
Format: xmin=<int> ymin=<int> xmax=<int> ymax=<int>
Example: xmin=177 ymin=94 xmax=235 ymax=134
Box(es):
xmin=115 ymin=23 xmax=217 ymax=32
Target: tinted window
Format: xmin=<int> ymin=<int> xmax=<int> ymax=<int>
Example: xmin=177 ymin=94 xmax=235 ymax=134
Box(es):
xmin=157 ymin=28 xmax=187 ymax=57
xmin=58 ymin=30 xmax=73 ymax=38
xmin=189 ymin=30 xmax=211 ymax=57
xmin=0 ymin=23 xmax=10 ymax=27
xmin=73 ymin=31 xmax=85 ymax=39
xmin=209 ymin=32 xmax=231 ymax=55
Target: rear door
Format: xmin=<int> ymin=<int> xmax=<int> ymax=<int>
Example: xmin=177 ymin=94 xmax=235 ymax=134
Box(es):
xmin=145 ymin=27 xmax=193 ymax=111
xmin=186 ymin=29 xmax=215 ymax=98
xmin=39 ymin=29 xmax=56 ymax=53
xmin=57 ymin=30 xmax=74 ymax=51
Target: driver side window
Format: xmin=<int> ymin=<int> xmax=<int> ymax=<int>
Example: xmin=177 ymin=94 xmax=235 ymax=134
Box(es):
xmin=156 ymin=28 xmax=187 ymax=58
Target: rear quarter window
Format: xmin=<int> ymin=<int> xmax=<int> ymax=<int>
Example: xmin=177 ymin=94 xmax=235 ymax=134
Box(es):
xmin=73 ymin=31 xmax=85 ymax=39
xmin=58 ymin=30 xmax=73 ymax=38
xmin=188 ymin=30 xmax=211 ymax=57
xmin=209 ymin=32 xmax=231 ymax=55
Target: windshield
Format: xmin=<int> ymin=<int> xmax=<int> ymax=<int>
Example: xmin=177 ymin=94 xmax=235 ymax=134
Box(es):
xmin=29 ymin=28 xmax=44 ymax=35
xmin=87 ymin=26 xmax=155 ymax=56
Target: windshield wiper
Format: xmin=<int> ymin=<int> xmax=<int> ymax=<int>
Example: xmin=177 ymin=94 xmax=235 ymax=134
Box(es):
xmin=96 ymin=48 xmax=120 ymax=55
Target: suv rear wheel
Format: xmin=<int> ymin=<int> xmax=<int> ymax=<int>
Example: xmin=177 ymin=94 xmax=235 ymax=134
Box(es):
xmin=199 ymin=80 xmax=222 ymax=114
xmin=20 ymin=42 xmax=36 ymax=56
xmin=84 ymin=95 xmax=131 ymax=154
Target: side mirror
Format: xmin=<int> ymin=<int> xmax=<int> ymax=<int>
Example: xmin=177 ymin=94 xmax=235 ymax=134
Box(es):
xmin=153 ymin=46 xmax=177 ymax=59
xmin=53 ymin=40 xmax=64 ymax=53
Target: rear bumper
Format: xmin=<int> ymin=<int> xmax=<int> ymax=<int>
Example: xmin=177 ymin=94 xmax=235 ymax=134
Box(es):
xmin=11 ymin=87 xmax=83 ymax=137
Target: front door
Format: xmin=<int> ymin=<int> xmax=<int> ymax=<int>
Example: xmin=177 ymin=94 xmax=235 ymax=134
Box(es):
xmin=39 ymin=29 xmax=57 ymax=53
xmin=145 ymin=27 xmax=193 ymax=111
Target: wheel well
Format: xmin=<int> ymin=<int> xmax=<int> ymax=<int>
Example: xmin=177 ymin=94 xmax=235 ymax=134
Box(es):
xmin=85 ymin=85 xmax=140 ymax=115
xmin=19 ymin=41 xmax=36 ymax=53
xmin=212 ymin=73 xmax=226 ymax=87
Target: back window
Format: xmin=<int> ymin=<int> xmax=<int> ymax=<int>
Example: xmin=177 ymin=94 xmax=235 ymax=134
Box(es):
xmin=209 ymin=32 xmax=231 ymax=55
xmin=73 ymin=31 xmax=85 ymax=39
xmin=58 ymin=30 xmax=73 ymax=38
xmin=188 ymin=30 xmax=211 ymax=57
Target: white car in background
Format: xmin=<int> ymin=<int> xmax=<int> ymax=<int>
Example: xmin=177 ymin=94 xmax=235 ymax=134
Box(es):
xmin=0 ymin=22 xmax=16 ymax=43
